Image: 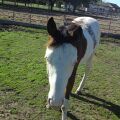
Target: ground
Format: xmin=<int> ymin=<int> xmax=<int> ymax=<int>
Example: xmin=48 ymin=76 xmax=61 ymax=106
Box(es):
xmin=0 ymin=26 xmax=120 ymax=120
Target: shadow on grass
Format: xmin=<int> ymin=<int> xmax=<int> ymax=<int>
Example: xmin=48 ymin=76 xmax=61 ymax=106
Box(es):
xmin=67 ymin=112 xmax=80 ymax=120
xmin=70 ymin=92 xmax=120 ymax=119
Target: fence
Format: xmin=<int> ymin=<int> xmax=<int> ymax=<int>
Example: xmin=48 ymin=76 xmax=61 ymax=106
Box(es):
xmin=0 ymin=2 xmax=120 ymax=41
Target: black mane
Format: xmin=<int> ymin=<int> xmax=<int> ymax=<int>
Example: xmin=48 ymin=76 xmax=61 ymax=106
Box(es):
xmin=47 ymin=23 xmax=83 ymax=47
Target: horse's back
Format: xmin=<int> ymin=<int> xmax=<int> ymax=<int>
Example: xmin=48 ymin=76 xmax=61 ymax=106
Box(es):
xmin=72 ymin=17 xmax=100 ymax=45
xmin=72 ymin=17 xmax=100 ymax=64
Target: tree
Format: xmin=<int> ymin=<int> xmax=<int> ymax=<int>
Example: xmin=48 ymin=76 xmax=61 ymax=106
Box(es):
xmin=64 ymin=0 xmax=82 ymax=12
xmin=48 ymin=0 xmax=56 ymax=11
xmin=64 ymin=0 xmax=101 ymax=12
xmin=1 ymin=0 xmax=4 ymax=4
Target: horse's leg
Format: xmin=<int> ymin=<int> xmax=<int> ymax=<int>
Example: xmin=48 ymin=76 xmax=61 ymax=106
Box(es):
xmin=61 ymin=63 xmax=79 ymax=120
xmin=75 ymin=53 xmax=94 ymax=94
xmin=61 ymin=98 xmax=69 ymax=120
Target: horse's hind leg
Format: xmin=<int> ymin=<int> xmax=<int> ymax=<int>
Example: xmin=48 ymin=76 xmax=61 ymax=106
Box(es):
xmin=75 ymin=53 xmax=94 ymax=94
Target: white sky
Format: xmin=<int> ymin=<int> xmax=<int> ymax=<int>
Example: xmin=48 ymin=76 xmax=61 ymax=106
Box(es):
xmin=103 ymin=0 xmax=120 ymax=7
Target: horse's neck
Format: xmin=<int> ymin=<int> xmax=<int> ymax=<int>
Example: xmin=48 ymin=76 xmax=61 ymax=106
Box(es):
xmin=71 ymin=33 xmax=87 ymax=64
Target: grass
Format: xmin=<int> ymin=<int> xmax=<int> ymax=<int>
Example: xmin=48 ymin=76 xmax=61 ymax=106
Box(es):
xmin=0 ymin=26 xmax=120 ymax=120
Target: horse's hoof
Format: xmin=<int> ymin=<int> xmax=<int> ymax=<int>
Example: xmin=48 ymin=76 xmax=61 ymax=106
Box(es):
xmin=75 ymin=90 xmax=82 ymax=95
xmin=46 ymin=104 xmax=50 ymax=109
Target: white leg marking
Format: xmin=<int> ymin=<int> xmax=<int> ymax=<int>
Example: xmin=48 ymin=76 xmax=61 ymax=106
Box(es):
xmin=75 ymin=53 xmax=94 ymax=94
xmin=61 ymin=98 xmax=69 ymax=120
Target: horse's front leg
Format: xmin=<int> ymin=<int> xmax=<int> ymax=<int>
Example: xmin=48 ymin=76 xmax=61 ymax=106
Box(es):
xmin=61 ymin=98 xmax=69 ymax=120
xmin=75 ymin=53 xmax=93 ymax=94
xmin=62 ymin=63 xmax=78 ymax=120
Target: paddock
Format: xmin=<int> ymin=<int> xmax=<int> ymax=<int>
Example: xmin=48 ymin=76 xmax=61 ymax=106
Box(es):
xmin=0 ymin=26 xmax=120 ymax=120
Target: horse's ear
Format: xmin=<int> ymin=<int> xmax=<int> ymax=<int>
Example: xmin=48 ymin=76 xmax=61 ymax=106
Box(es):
xmin=47 ymin=17 xmax=58 ymax=37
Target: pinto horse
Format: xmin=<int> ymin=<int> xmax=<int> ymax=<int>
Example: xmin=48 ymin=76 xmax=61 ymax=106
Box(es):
xmin=45 ymin=17 xmax=100 ymax=120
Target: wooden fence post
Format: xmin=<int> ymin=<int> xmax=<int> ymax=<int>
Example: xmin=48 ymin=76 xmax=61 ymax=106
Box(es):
xmin=29 ymin=12 xmax=31 ymax=23
xmin=29 ymin=4 xmax=32 ymax=23
xmin=109 ymin=16 xmax=112 ymax=33
xmin=12 ymin=11 xmax=15 ymax=21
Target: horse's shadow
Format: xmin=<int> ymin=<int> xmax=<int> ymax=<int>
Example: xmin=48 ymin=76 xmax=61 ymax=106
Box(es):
xmin=67 ymin=92 xmax=120 ymax=120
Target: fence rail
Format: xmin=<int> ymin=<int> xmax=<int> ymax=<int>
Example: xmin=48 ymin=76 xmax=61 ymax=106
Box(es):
xmin=0 ymin=3 xmax=120 ymax=40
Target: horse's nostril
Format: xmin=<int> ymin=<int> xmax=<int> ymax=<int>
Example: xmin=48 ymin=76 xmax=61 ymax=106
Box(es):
xmin=46 ymin=98 xmax=52 ymax=109
xmin=47 ymin=98 xmax=64 ymax=109
xmin=48 ymin=98 xmax=52 ymax=105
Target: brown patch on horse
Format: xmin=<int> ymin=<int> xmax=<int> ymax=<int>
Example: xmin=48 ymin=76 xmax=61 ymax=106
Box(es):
xmin=46 ymin=35 xmax=58 ymax=47
xmin=64 ymin=24 xmax=87 ymax=100
xmin=46 ymin=33 xmax=72 ymax=48
xmin=67 ymin=23 xmax=79 ymax=36
xmin=65 ymin=33 xmax=87 ymax=99
xmin=47 ymin=23 xmax=84 ymax=48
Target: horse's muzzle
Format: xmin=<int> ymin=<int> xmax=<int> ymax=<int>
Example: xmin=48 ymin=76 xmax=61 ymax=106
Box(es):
xmin=46 ymin=98 xmax=63 ymax=111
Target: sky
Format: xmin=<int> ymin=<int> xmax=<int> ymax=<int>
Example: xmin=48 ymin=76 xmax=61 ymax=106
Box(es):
xmin=103 ymin=0 xmax=120 ymax=7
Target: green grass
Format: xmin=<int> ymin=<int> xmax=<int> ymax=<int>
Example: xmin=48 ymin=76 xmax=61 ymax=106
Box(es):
xmin=0 ymin=26 xmax=120 ymax=120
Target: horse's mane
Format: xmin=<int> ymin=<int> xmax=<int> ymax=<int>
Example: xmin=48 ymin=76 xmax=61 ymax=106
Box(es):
xmin=47 ymin=35 xmax=59 ymax=47
xmin=47 ymin=23 xmax=83 ymax=48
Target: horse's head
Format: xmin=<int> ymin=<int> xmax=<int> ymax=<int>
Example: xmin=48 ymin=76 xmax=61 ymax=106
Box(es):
xmin=45 ymin=17 xmax=82 ymax=108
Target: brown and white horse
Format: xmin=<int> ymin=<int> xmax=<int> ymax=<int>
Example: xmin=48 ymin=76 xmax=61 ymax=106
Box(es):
xmin=45 ymin=17 xmax=100 ymax=120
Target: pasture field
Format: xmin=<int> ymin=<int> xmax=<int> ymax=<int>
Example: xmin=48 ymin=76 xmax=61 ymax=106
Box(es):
xmin=0 ymin=26 xmax=120 ymax=120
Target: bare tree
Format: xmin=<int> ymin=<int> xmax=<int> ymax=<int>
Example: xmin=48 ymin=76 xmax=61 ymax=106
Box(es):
xmin=2 ymin=0 xmax=4 ymax=4
xmin=48 ymin=0 xmax=56 ymax=11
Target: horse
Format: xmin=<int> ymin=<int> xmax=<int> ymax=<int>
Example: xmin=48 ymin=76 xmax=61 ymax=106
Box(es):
xmin=45 ymin=17 xmax=100 ymax=120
